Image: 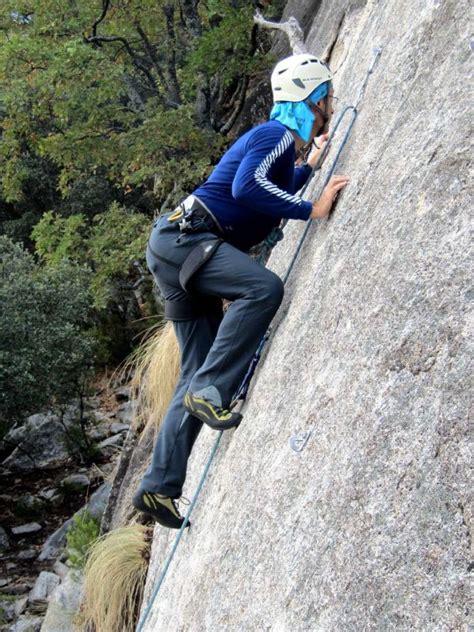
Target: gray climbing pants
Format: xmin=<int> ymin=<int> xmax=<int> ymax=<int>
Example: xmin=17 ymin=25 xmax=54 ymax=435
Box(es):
xmin=140 ymin=212 xmax=284 ymax=498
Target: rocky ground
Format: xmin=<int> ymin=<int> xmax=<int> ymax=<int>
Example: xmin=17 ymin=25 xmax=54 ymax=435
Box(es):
xmin=0 ymin=380 xmax=134 ymax=631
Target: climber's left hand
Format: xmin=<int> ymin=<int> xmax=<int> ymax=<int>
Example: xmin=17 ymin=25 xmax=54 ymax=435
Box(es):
xmin=307 ymin=133 xmax=329 ymax=169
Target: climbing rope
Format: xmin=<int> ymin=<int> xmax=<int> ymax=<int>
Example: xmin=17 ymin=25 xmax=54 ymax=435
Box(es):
xmin=135 ymin=47 xmax=381 ymax=632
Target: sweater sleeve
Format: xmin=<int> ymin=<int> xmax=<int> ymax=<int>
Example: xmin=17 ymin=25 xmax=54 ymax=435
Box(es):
xmin=231 ymin=128 xmax=312 ymax=221
xmin=294 ymin=163 xmax=312 ymax=192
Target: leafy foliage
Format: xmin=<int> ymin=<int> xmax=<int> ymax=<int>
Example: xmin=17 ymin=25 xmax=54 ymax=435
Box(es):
xmin=66 ymin=510 xmax=100 ymax=570
xmin=0 ymin=0 xmax=262 ymax=212
xmin=185 ymin=4 xmax=259 ymax=89
xmin=0 ymin=236 xmax=94 ymax=430
xmin=32 ymin=202 xmax=150 ymax=309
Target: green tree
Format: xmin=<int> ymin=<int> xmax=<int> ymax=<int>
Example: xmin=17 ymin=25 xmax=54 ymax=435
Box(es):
xmin=31 ymin=202 xmax=151 ymax=307
xmin=0 ymin=1 xmax=265 ymax=215
xmin=31 ymin=203 xmax=154 ymax=363
xmin=0 ymin=0 xmax=279 ymax=371
xmin=0 ymin=236 xmax=94 ymax=434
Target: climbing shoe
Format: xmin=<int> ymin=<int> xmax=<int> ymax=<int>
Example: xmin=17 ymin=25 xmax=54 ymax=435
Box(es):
xmin=132 ymin=490 xmax=190 ymax=530
xmin=184 ymin=391 xmax=242 ymax=430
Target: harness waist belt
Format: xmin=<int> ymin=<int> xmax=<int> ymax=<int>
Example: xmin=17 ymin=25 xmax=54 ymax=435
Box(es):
xmin=168 ymin=195 xmax=224 ymax=237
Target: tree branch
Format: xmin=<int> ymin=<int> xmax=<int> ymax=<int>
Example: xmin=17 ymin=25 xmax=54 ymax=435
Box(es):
xmin=253 ymin=10 xmax=307 ymax=55
xmin=162 ymin=4 xmax=181 ymax=106
xmin=134 ymin=23 xmax=167 ymax=87
xmin=85 ymin=34 xmax=159 ymax=95
xmin=85 ymin=1 xmax=160 ymax=97
xmin=219 ymin=75 xmax=250 ymax=135
xmin=178 ymin=0 xmax=202 ymax=38
xmin=91 ymin=0 xmax=110 ymax=39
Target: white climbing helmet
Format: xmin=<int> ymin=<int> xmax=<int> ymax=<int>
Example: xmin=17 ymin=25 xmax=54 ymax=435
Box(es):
xmin=271 ymin=53 xmax=333 ymax=103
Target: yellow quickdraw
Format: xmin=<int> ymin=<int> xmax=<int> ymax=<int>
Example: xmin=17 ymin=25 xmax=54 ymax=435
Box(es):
xmin=168 ymin=207 xmax=184 ymax=223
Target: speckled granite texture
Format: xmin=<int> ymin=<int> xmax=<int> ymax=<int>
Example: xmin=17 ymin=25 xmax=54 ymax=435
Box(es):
xmin=140 ymin=1 xmax=472 ymax=629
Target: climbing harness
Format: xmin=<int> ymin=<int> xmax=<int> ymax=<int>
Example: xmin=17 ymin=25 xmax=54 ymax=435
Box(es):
xmin=135 ymin=47 xmax=381 ymax=632
xmin=149 ymin=195 xmax=225 ymax=321
xmin=168 ymin=194 xmax=224 ymax=237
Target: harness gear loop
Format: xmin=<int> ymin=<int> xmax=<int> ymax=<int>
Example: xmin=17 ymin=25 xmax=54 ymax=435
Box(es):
xmin=168 ymin=207 xmax=184 ymax=223
xmin=178 ymin=238 xmax=223 ymax=293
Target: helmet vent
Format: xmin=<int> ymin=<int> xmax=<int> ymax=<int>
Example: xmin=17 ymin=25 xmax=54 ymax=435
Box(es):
xmin=292 ymin=78 xmax=305 ymax=88
xmin=277 ymin=69 xmax=288 ymax=75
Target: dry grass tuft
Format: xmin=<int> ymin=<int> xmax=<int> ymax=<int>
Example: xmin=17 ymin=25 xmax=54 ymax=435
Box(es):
xmin=79 ymin=524 xmax=152 ymax=632
xmin=117 ymin=321 xmax=180 ymax=435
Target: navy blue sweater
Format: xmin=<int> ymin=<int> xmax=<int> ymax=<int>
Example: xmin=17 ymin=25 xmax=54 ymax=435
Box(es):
xmin=193 ymin=120 xmax=313 ymax=252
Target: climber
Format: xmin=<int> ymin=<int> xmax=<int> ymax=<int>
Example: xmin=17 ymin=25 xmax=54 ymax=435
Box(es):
xmin=133 ymin=53 xmax=349 ymax=529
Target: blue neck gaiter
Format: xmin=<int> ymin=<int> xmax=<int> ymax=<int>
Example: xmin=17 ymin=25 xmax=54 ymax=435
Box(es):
xmin=270 ymin=82 xmax=330 ymax=142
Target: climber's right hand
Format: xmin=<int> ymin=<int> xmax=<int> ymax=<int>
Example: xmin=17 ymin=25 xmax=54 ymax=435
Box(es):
xmin=310 ymin=175 xmax=349 ymax=219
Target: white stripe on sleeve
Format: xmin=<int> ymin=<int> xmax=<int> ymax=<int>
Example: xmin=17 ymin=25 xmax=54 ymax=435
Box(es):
xmin=254 ymin=131 xmax=304 ymax=206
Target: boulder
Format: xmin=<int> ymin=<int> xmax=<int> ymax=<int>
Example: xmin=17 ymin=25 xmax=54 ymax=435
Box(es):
xmin=15 ymin=496 xmax=45 ymax=519
xmin=39 ymin=570 xmax=83 ymax=632
xmin=85 ymin=482 xmax=111 ymax=518
xmin=110 ymin=422 xmax=130 ymax=434
xmin=1 ymin=412 xmax=73 ymax=472
xmin=17 ymin=549 xmax=38 ymax=561
xmin=36 ymin=520 xmax=72 ymax=562
xmin=48 ymin=494 xmax=64 ymax=508
xmin=88 ymin=425 xmax=110 ymax=441
xmin=14 ymin=596 xmax=28 ymax=617
xmin=11 ymin=523 xmax=42 ymax=536
xmin=115 ymin=400 xmax=136 ymax=424
xmin=97 ymin=434 xmax=124 ymax=457
xmin=0 ymin=526 xmax=10 ymax=551
xmin=138 ymin=2 xmax=471 ymax=630
xmin=51 ymin=562 xmax=68 ymax=581
xmin=37 ymin=482 xmax=111 ymax=561
xmin=37 ymin=489 xmax=57 ymax=502
xmin=90 ymin=409 xmax=114 ymax=424
xmin=60 ymin=474 xmax=90 ymax=491
xmin=1 ymin=583 xmax=31 ymax=596
xmin=10 ymin=616 xmax=43 ymax=632
xmin=28 ymin=573 xmax=60 ymax=605
xmin=114 ymin=385 xmax=130 ymax=402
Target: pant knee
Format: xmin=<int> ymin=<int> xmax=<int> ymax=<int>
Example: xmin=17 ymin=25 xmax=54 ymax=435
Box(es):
xmin=259 ymin=272 xmax=284 ymax=307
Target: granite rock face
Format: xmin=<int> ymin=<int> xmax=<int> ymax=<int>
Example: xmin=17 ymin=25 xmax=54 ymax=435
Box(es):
xmin=139 ymin=1 xmax=471 ymax=630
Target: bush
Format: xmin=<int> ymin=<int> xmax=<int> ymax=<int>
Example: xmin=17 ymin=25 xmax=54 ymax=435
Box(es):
xmin=0 ymin=236 xmax=95 ymax=434
xmin=66 ymin=510 xmax=100 ymax=570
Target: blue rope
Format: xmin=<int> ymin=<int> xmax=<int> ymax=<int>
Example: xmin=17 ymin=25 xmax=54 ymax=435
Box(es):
xmin=136 ymin=433 xmax=222 ymax=632
xmin=135 ymin=49 xmax=381 ymax=632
